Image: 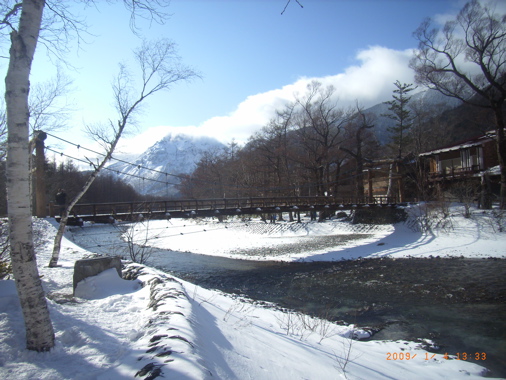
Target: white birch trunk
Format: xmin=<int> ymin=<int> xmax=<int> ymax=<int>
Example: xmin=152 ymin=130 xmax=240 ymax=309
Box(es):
xmin=5 ymin=0 xmax=55 ymax=351
xmin=50 ymin=166 xmax=106 ymax=267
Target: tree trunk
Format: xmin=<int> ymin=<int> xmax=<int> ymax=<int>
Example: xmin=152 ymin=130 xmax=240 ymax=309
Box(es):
xmin=49 ymin=159 xmax=107 ymax=267
xmin=356 ymin=158 xmax=364 ymax=201
xmin=5 ymin=0 xmax=55 ymax=351
xmin=48 ymin=37 xmax=198 ymax=266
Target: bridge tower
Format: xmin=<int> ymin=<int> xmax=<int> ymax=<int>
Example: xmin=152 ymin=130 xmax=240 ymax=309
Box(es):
xmin=34 ymin=131 xmax=47 ymax=218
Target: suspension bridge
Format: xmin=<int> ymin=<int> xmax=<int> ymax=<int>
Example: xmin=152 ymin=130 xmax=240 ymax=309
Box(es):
xmin=50 ymin=195 xmax=410 ymax=225
xmin=34 ymin=131 xmax=411 ymax=225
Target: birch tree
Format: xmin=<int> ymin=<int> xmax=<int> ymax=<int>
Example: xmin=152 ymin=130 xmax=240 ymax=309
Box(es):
xmin=410 ymin=0 xmax=506 ymax=208
xmin=4 ymin=0 xmax=54 ymax=352
xmin=1 ymin=0 xmax=173 ymax=352
xmin=49 ymin=38 xmax=198 ymax=267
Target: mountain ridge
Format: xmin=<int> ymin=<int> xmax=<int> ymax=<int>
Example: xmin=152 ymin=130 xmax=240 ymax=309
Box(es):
xmin=107 ymin=133 xmax=225 ymax=197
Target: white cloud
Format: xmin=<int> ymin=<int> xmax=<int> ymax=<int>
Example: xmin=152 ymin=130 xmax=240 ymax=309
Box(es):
xmin=117 ymin=45 xmax=418 ymax=148
xmin=78 ymin=0 xmax=506 ymax=159
xmin=193 ymin=46 xmax=417 ymax=144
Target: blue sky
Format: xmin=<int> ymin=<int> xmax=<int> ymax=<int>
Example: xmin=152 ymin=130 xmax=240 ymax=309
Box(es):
xmin=5 ymin=0 xmax=490 ymax=157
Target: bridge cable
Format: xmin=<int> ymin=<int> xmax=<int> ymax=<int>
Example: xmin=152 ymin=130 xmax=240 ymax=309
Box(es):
xmin=45 ymin=133 xmax=368 ymax=195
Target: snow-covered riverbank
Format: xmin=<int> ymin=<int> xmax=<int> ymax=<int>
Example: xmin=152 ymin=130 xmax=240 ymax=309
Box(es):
xmin=0 ymin=206 xmax=505 ymax=379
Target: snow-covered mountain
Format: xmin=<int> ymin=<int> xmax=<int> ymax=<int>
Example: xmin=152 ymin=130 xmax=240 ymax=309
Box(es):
xmin=108 ymin=133 xmax=225 ymax=197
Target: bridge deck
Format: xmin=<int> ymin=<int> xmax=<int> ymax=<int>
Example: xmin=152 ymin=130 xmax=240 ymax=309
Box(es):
xmin=51 ymin=196 xmax=408 ymax=224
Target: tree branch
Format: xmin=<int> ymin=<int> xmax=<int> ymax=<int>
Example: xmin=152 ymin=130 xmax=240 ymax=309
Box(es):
xmin=0 ymin=2 xmax=22 ymax=31
xmin=281 ymin=0 xmax=303 ymax=15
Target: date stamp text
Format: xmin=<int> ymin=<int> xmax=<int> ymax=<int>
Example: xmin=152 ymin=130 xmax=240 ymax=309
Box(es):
xmin=386 ymin=352 xmax=487 ymax=361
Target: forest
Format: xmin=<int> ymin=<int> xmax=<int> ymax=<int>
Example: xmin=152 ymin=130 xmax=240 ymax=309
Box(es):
xmin=176 ymin=81 xmax=497 ymax=202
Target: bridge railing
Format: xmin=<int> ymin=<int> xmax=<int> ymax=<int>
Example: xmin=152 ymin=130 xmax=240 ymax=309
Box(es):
xmin=51 ymin=195 xmax=402 ymax=219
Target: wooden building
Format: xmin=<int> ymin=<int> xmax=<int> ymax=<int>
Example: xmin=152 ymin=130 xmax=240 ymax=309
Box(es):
xmin=419 ymin=132 xmax=500 ymax=206
xmin=419 ymin=132 xmax=499 ymax=181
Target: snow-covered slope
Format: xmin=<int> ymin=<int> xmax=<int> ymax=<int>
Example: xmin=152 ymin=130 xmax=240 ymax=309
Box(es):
xmin=108 ymin=134 xmax=225 ymax=197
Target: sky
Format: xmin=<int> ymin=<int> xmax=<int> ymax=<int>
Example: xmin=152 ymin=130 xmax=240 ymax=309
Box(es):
xmin=2 ymin=0 xmax=501 ymax=159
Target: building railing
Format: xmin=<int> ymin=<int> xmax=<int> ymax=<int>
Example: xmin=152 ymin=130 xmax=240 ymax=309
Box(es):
xmin=428 ymin=165 xmax=481 ymax=180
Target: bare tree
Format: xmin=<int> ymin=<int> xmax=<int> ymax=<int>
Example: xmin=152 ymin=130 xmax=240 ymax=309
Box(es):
xmin=409 ymin=97 xmax=450 ymax=155
xmin=28 ymin=68 xmax=74 ymax=133
xmin=281 ymin=0 xmax=303 ymax=15
xmin=410 ymin=0 xmax=506 ymax=208
xmin=49 ymin=38 xmax=198 ymax=267
xmin=339 ymin=104 xmax=377 ymax=200
xmin=115 ymin=219 xmax=158 ymax=264
xmin=1 ymin=0 xmax=172 ymax=353
xmin=249 ymin=103 xmax=297 ymax=196
xmin=293 ymin=81 xmax=349 ymax=196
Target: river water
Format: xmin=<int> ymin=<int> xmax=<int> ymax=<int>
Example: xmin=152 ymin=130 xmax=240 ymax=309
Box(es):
xmin=70 ymin=224 xmax=506 ymax=377
xmin=153 ymin=253 xmax=505 ymax=377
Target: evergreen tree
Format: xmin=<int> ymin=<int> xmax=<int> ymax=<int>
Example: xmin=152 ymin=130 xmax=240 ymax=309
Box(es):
xmin=382 ymin=80 xmax=415 ymax=159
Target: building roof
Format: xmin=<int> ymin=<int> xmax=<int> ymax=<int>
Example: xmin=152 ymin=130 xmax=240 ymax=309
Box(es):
xmin=419 ymin=132 xmax=495 ymax=157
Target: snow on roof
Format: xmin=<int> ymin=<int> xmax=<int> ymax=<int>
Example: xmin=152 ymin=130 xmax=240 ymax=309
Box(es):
xmin=419 ymin=132 xmax=495 ymax=157
xmin=486 ymin=165 xmax=501 ymax=176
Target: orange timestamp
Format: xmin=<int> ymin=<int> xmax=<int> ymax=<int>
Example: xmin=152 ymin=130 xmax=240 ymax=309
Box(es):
xmin=452 ymin=352 xmax=487 ymax=361
xmin=386 ymin=352 xmax=487 ymax=361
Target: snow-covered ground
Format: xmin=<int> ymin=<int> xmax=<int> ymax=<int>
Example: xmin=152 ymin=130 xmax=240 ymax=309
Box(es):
xmin=0 ymin=205 xmax=505 ymax=379
xmin=125 ymin=204 xmax=506 ymax=262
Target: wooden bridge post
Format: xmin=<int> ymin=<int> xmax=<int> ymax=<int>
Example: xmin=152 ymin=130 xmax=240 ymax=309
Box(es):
xmin=396 ymin=162 xmax=404 ymax=203
xmin=367 ymin=169 xmax=374 ymax=203
xmin=34 ymin=131 xmax=47 ymax=217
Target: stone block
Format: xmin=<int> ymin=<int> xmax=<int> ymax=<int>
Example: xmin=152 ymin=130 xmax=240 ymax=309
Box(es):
xmin=73 ymin=257 xmax=122 ymax=294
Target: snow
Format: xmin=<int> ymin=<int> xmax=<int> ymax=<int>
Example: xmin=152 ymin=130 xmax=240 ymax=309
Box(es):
xmin=0 ymin=205 xmax=504 ymax=379
xmin=74 ymin=268 xmax=142 ymax=299
xmin=123 ymin=204 xmax=505 ymax=262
